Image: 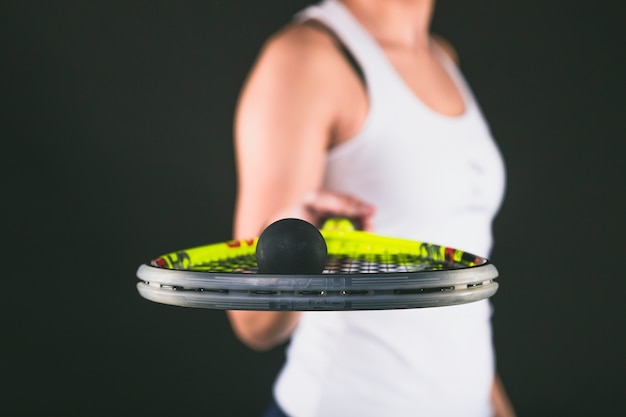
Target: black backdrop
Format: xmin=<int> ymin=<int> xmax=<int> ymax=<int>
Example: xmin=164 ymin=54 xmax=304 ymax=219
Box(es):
xmin=2 ymin=1 xmax=624 ymax=416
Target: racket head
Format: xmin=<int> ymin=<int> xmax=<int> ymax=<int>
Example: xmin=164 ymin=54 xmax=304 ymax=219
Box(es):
xmin=136 ymin=223 xmax=499 ymax=311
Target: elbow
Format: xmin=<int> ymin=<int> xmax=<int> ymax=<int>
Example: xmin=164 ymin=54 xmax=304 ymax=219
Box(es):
xmin=236 ymin=331 xmax=278 ymax=352
xmin=227 ymin=310 xmax=299 ymax=352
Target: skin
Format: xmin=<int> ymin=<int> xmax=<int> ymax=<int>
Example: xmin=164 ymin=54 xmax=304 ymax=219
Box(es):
xmin=228 ymin=1 xmax=516 ymax=415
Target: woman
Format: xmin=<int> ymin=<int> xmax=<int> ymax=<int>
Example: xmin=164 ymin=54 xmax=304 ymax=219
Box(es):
xmin=228 ymin=0 xmax=516 ymax=416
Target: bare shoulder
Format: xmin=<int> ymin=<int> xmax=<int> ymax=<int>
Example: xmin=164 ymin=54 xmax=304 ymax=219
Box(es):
xmin=269 ymin=20 xmax=338 ymax=54
xmin=236 ymin=20 xmax=357 ymax=133
xmin=249 ymin=21 xmax=349 ymax=86
xmin=431 ymin=34 xmax=460 ymax=65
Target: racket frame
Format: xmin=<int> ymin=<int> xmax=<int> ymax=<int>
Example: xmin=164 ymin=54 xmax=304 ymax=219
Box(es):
xmin=136 ymin=227 xmax=499 ymax=311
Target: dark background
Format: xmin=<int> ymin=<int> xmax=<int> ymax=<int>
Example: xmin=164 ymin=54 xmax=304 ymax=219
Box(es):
xmin=2 ymin=1 xmax=624 ymax=416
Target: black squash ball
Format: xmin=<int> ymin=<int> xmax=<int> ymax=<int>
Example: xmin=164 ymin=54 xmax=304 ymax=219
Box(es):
xmin=256 ymin=218 xmax=328 ymax=274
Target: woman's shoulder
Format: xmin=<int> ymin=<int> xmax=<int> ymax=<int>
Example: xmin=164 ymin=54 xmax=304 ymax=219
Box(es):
xmin=257 ymin=21 xmax=347 ymax=75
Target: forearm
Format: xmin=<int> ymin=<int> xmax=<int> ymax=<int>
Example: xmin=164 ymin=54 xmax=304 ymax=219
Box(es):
xmin=226 ymin=310 xmax=302 ymax=351
xmin=492 ymin=373 xmax=516 ymax=417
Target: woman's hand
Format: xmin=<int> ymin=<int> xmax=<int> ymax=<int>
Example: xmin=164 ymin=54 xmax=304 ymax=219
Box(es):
xmin=267 ymin=189 xmax=376 ymax=232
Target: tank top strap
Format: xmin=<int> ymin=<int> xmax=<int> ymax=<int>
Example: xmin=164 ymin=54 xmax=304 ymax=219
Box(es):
xmin=294 ymin=0 xmax=401 ymax=102
xmin=295 ymin=0 xmax=479 ymax=120
xmin=429 ymin=39 xmax=481 ymax=114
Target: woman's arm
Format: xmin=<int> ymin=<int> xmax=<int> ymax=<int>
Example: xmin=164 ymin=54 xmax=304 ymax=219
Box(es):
xmin=492 ymin=373 xmax=517 ymax=417
xmin=227 ymin=24 xmax=373 ymax=351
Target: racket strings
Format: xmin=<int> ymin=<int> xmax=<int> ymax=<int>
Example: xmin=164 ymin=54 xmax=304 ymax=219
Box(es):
xmin=186 ymin=253 xmax=456 ymax=274
xmin=170 ymin=244 xmax=471 ymax=274
xmin=190 ymin=254 xmax=259 ymax=273
xmin=177 ymin=252 xmax=464 ymax=274
xmin=324 ymin=253 xmax=454 ymax=274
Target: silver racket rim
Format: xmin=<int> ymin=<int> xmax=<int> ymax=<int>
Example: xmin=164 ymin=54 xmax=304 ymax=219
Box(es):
xmin=136 ymin=263 xmax=498 ymax=311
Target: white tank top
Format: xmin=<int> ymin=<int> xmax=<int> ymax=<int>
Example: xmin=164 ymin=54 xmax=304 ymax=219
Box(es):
xmin=274 ymin=1 xmax=507 ymax=416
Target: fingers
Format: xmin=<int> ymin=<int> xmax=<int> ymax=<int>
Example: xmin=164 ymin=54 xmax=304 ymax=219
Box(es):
xmin=302 ymin=190 xmax=375 ymax=231
xmin=302 ymin=191 xmax=374 ymax=217
xmin=263 ymin=190 xmax=376 ymax=233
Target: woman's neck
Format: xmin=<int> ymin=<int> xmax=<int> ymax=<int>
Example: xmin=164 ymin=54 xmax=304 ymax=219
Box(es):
xmin=340 ymin=0 xmax=434 ymax=49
